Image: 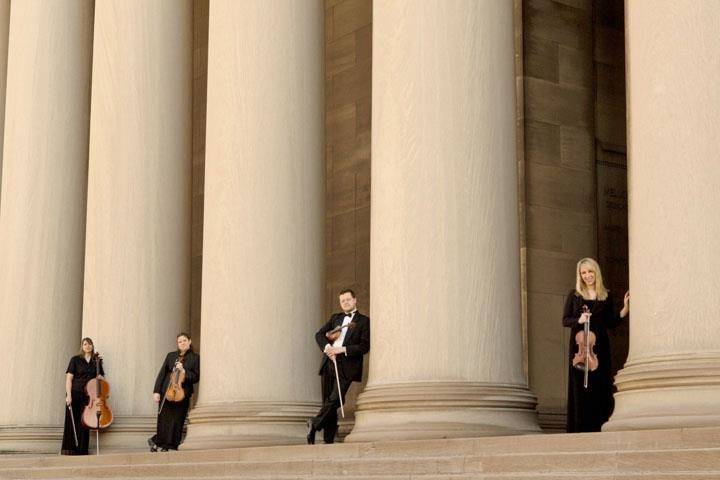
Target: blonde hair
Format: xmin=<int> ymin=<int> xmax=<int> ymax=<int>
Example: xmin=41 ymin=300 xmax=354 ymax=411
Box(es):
xmin=575 ymin=257 xmax=608 ymax=301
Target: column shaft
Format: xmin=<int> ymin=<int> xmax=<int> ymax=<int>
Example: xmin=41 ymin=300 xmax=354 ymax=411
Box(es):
xmin=0 ymin=0 xmax=9 ymax=182
xmin=0 ymin=0 xmax=93 ymax=453
xmin=346 ymin=0 xmax=539 ymax=442
xmin=604 ymin=0 xmax=720 ymax=431
xmin=182 ymin=0 xmax=324 ymax=449
xmin=82 ymin=0 xmax=193 ymax=450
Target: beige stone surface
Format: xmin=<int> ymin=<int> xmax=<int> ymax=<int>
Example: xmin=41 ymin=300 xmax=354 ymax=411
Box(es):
xmin=347 ymin=0 xmax=538 ymax=443
xmin=82 ymin=0 xmax=193 ymax=446
xmin=0 ymin=0 xmax=93 ymax=453
xmin=182 ymin=0 xmax=324 ymax=449
xmin=605 ymin=0 xmax=720 ymax=432
xmin=2 ymin=426 xmax=720 ymax=478
xmin=0 ymin=0 xmax=8 ymax=184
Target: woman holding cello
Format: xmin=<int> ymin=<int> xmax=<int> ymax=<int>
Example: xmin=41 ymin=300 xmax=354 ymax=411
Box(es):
xmin=563 ymin=257 xmax=629 ymax=432
xmin=61 ymin=337 xmax=106 ymax=455
xmin=148 ymin=332 xmax=199 ymax=452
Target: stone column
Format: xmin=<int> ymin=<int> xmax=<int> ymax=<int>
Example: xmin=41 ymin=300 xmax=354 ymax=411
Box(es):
xmin=182 ymin=0 xmax=324 ymax=449
xmin=81 ymin=0 xmax=192 ymax=450
xmin=0 ymin=0 xmax=9 ymax=181
xmin=345 ymin=0 xmax=539 ymax=442
xmin=0 ymin=0 xmax=93 ymax=453
xmin=604 ymin=0 xmax=720 ymax=431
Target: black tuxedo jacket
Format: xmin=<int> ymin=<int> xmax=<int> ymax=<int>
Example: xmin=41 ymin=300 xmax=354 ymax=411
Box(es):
xmin=315 ymin=312 xmax=370 ymax=383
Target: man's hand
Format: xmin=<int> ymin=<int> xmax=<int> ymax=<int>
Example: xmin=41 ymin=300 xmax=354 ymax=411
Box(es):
xmin=325 ymin=346 xmax=346 ymax=357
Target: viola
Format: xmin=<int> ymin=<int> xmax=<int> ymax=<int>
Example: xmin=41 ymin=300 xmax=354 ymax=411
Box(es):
xmin=325 ymin=321 xmax=356 ymax=343
xmin=572 ymin=305 xmax=598 ymax=388
xmin=164 ymin=355 xmax=186 ymax=403
xmin=81 ymin=353 xmax=113 ymax=430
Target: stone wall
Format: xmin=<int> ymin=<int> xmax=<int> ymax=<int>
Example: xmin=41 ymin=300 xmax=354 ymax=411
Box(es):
xmin=324 ymin=0 xmax=372 ymax=317
xmin=191 ymin=0 xmax=209 ymax=346
xmin=324 ymin=0 xmax=372 ymax=435
xmin=594 ymin=0 xmax=628 ymax=382
xmin=522 ymin=0 xmax=597 ymax=431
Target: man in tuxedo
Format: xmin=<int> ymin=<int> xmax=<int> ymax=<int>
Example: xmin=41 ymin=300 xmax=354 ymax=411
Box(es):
xmin=307 ymin=288 xmax=370 ymax=444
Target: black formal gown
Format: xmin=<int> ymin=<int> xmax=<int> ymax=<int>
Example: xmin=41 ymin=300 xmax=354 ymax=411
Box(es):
xmin=151 ymin=350 xmax=200 ymax=450
xmin=563 ymin=290 xmax=624 ymax=432
xmin=61 ymin=355 xmax=105 ymax=455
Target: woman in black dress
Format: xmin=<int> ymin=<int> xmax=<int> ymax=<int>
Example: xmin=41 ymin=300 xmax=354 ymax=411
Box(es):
xmin=563 ymin=257 xmax=629 ymax=432
xmin=61 ymin=337 xmax=105 ymax=455
xmin=148 ymin=332 xmax=200 ymax=452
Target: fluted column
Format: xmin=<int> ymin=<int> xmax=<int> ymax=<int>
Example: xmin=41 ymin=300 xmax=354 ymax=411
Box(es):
xmin=345 ymin=0 xmax=539 ymax=442
xmin=604 ymin=0 xmax=720 ymax=431
xmin=0 ymin=0 xmax=93 ymax=453
xmin=182 ymin=0 xmax=324 ymax=449
xmin=82 ymin=1 xmax=192 ymax=450
xmin=0 ymin=0 xmax=9 ymax=181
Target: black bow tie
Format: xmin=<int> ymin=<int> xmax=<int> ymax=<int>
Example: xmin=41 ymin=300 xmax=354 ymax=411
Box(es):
xmin=343 ymin=311 xmax=354 ymax=318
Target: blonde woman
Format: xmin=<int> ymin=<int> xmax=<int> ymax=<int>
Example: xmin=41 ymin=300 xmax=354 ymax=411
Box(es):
xmin=562 ymin=258 xmax=629 ymax=432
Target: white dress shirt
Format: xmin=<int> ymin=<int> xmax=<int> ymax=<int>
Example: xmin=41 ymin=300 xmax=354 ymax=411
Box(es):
xmin=325 ymin=310 xmax=356 ymax=353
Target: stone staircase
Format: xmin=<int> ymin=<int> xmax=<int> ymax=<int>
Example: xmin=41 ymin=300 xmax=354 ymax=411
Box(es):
xmin=0 ymin=426 xmax=719 ymax=479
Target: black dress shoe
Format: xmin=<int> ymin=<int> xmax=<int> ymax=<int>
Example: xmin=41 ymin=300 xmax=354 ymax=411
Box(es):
xmin=323 ymin=429 xmax=337 ymax=444
xmin=160 ymin=448 xmax=169 ymax=452
xmin=306 ymin=419 xmax=316 ymax=445
xmin=147 ymin=437 xmax=158 ymax=453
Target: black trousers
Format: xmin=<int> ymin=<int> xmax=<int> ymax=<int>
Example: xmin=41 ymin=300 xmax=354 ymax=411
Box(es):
xmin=61 ymin=390 xmax=90 ymax=455
xmin=152 ymin=397 xmax=190 ymax=450
xmin=311 ymin=362 xmax=352 ymax=444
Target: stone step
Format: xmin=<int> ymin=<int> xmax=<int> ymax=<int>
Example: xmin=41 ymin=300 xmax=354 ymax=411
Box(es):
xmin=2 ymin=447 xmax=720 ymax=479
xmin=2 ymin=426 xmax=719 ymax=468
xmin=1 ymin=426 xmax=719 ymax=479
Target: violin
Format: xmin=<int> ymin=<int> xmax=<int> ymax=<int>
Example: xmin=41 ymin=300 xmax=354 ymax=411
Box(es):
xmin=81 ymin=353 xmax=113 ymax=430
xmin=572 ymin=305 xmax=598 ymax=388
xmin=164 ymin=355 xmax=186 ymax=403
xmin=325 ymin=321 xmax=356 ymax=343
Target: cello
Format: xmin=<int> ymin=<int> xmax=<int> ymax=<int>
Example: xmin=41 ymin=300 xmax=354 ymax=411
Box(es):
xmin=81 ymin=352 xmax=113 ymax=454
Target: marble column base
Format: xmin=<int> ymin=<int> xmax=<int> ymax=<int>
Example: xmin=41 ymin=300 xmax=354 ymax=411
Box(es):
xmin=181 ymin=401 xmax=320 ymax=450
xmin=345 ymin=382 xmax=540 ymax=443
xmin=604 ymin=353 xmax=720 ymax=431
xmin=95 ymin=415 xmax=156 ymax=452
xmin=0 ymin=416 xmax=156 ymax=454
xmin=0 ymin=425 xmax=62 ymax=454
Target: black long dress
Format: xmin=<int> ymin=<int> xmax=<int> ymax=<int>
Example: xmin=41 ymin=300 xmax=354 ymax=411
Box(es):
xmin=61 ymin=355 xmax=105 ymax=455
xmin=151 ymin=350 xmax=200 ymax=450
xmin=562 ymin=290 xmax=624 ymax=432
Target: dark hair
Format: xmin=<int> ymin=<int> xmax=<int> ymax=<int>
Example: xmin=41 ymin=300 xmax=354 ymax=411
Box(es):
xmin=177 ymin=332 xmax=194 ymax=352
xmin=338 ymin=288 xmax=356 ymax=298
xmin=78 ymin=337 xmax=95 ymax=356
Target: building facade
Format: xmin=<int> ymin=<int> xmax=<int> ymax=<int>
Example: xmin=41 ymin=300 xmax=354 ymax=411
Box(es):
xmin=0 ymin=0 xmax=717 ymax=454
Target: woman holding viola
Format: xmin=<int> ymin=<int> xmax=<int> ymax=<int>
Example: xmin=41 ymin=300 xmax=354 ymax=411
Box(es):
xmin=148 ymin=332 xmax=199 ymax=452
